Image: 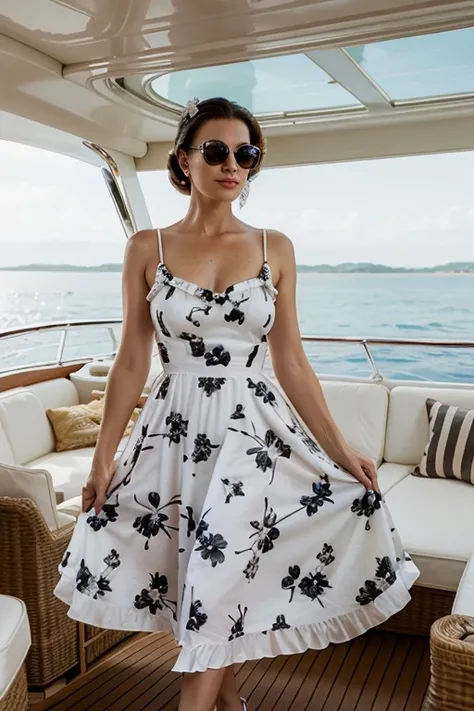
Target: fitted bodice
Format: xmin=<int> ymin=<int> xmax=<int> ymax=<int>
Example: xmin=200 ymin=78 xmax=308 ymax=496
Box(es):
xmin=146 ymin=257 xmax=278 ymax=375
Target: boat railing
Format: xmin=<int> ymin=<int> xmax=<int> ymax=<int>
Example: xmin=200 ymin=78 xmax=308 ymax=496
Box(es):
xmin=1 ymin=319 xmax=473 ymax=383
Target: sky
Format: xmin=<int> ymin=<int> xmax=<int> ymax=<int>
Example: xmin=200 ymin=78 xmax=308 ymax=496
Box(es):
xmin=0 ymin=139 xmax=473 ymax=268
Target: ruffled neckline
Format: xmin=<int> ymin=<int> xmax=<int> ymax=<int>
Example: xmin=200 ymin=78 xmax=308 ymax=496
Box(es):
xmin=147 ymin=261 xmax=278 ymax=303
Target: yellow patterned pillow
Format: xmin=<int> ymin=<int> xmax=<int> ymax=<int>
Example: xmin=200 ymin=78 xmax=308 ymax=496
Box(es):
xmin=46 ymin=398 xmax=139 ymax=452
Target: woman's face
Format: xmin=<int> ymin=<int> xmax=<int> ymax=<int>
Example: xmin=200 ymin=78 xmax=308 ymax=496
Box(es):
xmin=181 ymin=118 xmax=252 ymax=203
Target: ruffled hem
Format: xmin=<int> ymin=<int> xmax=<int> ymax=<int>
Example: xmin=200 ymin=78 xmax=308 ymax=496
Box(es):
xmin=54 ymin=560 xmax=419 ymax=674
xmin=173 ymin=562 xmax=419 ymax=673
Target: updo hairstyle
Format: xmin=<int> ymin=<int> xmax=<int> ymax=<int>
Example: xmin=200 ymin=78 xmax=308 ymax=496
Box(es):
xmin=167 ymin=97 xmax=266 ymax=195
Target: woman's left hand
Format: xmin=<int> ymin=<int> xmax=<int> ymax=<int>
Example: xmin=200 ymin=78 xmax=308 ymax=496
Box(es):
xmin=332 ymin=445 xmax=380 ymax=492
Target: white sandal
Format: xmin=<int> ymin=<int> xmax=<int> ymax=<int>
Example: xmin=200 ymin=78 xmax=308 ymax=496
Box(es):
xmin=240 ymin=698 xmax=248 ymax=711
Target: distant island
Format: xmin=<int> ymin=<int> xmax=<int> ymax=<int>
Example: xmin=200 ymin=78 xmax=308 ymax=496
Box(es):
xmin=1 ymin=262 xmax=474 ymax=274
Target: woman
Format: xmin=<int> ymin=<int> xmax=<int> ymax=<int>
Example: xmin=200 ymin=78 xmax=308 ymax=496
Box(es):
xmin=55 ymin=97 xmax=419 ymax=711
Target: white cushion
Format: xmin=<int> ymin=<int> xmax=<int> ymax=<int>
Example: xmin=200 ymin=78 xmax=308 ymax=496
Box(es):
xmin=57 ymin=495 xmax=82 ymax=519
xmin=384 ymin=386 xmax=474 ymax=465
xmin=453 ymin=553 xmax=474 ymax=617
xmin=29 ymin=436 xmax=129 ymax=500
xmin=27 ymin=378 xmax=79 ymax=410
xmin=0 ymin=595 xmax=31 ymax=699
xmin=0 ymin=463 xmax=68 ymax=530
xmin=376 ymin=462 xmax=412 ymax=495
xmin=0 ymin=423 xmax=14 ymax=465
xmin=321 ymin=381 xmax=389 ymax=468
xmin=0 ymin=390 xmax=54 ymax=465
xmin=385 ymin=475 xmax=474 ymax=591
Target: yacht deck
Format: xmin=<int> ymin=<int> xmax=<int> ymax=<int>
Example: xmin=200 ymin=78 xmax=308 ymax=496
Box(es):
xmin=32 ymin=630 xmax=430 ymax=711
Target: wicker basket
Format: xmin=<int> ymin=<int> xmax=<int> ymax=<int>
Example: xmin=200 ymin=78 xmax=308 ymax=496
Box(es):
xmin=379 ymin=585 xmax=455 ymax=637
xmin=0 ymin=497 xmax=133 ymax=687
xmin=0 ymin=664 xmax=29 ymax=711
xmin=423 ymin=614 xmax=474 ymax=711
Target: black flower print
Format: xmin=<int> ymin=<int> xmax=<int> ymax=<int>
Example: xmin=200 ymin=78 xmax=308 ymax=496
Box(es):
xmin=204 ymin=345 xmax=231 ymax=367
xmin=263 ymin=314 xmax=271 ymax=328
xmin=230 ymin=404 xmax=245 ymax=419
xmin=191 ymin=433 xmax=220 ymax=463
xmin=299 ymin=570 xmax=332 ymax=606
xmin=156 ymin=310 xmax=171 ymax=337
xmin=229 ymin=422 xmax=291 ymax=485
xmin=196 ymin=287 xmax=214 ymax=303
xmin=109 ymin=424 xmax=158 ymax=494
xmin=86 ymin=500 xmax=120 ymax=531
xmin=221 ymin=478 xmax=245 ymax=504
xmin=287 ymin=415 xmax=322 ymax=455
xmin=180 ymin=505 xmax=197 ymax=538
xmin=281 ymin=565 xmax=301 ymax=603
xmin=76 ymin=549 xmax=120 ymax=599
xmin=298 ymin=543 xmax=335 ymax=607
xmin=154 ymin=411 xmax=188 ymax=446
xmin=186 ymin=304 xmax=211 ymax=327
xmin=133 ymin=491 xmax=181 ymax=550
xmin=158 ymin=342 xmax=170 ymax=364
xmin=198 ymin=377 xmax=226 ymax=397
xmin=272 ymin=614 xmax=291 ymax=631
xmin=356 ymin=556 xmax=397 ymax=606
xmin=247 ymin=378 xmax=277 ymax=406
xmin=180 ymin=332 xmax=206 ymax=357
xmin=300 ymin=474 xmax=334 ymax=516
xmin=228 ymin=604 xmax=248 ymax=641
xmin=134 ymin=572 xmax=177 ymax=621
xmin=195 ymin=508 xmax=210 ymax=540
xmin=155 ymin=374 xmax=171 ymax=400
xmin=236 ymin=497 xmax=282 ymax=581
xmin=195 ymin=531 xmax=228 ymax=567
xmin=246 ymin=344 xmax=259 ymax=368
xmin=351 ymin=489 xmax=382 ymax=531
xmin=60 ymin=550 xmax=71 ymax=568
xmin=186 ymin=587 xmax=208 ymax=632
xmin=224 ymin=296 xmax=250 ymax=325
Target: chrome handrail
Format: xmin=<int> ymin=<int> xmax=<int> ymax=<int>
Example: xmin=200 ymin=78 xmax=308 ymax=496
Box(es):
xmin=1 ymin=319 xmax=473 ymax=378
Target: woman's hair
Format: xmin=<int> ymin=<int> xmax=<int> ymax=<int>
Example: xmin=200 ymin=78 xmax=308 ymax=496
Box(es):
xmin=167 ymin=97 xmax=266 ymax=195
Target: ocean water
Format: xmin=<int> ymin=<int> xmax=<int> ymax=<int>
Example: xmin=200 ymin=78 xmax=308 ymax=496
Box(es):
xmin=0 ymin=270 xmax=473 ymax=382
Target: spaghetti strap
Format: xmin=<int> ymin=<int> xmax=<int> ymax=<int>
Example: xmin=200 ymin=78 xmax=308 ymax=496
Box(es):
xmin=262 ymin=228 xmax=267 ymax=263
xmin=157 ymin=228 xmax=164 ymax=263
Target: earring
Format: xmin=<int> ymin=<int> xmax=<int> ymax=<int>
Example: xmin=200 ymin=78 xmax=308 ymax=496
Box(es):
xmin=239 ymin=180 xmax=250 ymax=209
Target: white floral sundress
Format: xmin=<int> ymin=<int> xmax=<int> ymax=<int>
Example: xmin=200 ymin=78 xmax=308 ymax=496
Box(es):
xmin=54 ymin=228 xmax=419 ymax=673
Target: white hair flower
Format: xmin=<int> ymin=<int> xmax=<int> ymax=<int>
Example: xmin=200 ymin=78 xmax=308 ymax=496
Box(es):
xmin=183 ymin=97 xmax=200 ymax=120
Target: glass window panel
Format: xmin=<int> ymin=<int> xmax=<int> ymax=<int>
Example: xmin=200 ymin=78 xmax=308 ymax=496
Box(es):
xmin=152 ymin=54 xmax=360 ymax=114
xmin=346 ymin=27 xmax=474 ymax=101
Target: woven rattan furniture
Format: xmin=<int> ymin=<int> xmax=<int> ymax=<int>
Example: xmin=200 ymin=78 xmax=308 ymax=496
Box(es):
xmin=0 ymin=595 xmax=31 ymax=711
xmin=0 ymin=497 xmax=134 ymax=687
xmin=422 ymin=614 xmax=474 ymax=711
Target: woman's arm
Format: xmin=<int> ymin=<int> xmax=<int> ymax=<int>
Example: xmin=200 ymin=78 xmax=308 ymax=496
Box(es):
xmin=267 ymin=231 xmax=377 ymax=490
xmin=92 ymin=230 xmax=155 ymax=467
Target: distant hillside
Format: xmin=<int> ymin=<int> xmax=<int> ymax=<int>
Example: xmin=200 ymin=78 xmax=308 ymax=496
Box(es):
xmin=1 ymin=262 xmax=474 ymax=274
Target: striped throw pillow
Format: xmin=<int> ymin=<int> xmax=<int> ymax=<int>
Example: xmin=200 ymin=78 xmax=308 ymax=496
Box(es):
xmin=412 ymin=398 xmax=474 ymax=485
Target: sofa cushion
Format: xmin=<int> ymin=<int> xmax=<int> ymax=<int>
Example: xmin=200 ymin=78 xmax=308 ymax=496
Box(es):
xmin=27 ymin=377 xmax=79 ymax=410
xmin=0 ymin=463 xmax=73 ymax=530
xmin=0 ymin=595 xmax=31 ymax=699
xmin=385 ymin=475 xmax=474 ymax=591
xmin=376 ymin=462 xmax=413 ymax=495
xmin=384 ymin=386 xmax=474 ymax=465
xmin=412 ymin=398 xmax=474 ymax=485
xmin=0 ymin=423 xmax=14 ymax=466
xmin=452 ymin=553 xmax=474 ymax=616
xmin=0 ymin=390 xmax=55 ymax=465
xmin=29 ymin=436 xmax=129 ymax=500
xmin=320 ymin=381 xmax=389 ymax=468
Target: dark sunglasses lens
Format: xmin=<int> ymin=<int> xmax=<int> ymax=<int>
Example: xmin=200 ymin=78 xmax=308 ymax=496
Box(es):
xmin=236 ymin=145 xmax=260 ymax=169
xmin=203 ymin=141 xmax=229 ymax=165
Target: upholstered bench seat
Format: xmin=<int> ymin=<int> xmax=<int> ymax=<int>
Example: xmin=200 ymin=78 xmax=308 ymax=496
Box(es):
xmin=0 ymin=595 xmax=31 ymax=711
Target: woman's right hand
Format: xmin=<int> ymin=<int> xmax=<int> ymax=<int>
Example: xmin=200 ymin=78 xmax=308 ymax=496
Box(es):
xmin=82 ymin=459 xmax=118 ymax=515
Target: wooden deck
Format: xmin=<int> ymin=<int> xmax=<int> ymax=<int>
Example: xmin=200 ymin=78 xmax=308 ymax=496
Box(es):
xmin=32 ymin=630 xmax=430 ymax=711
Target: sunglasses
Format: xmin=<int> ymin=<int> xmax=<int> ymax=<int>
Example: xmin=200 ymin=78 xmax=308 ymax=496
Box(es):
xmin=188 ymin=140 xmax=261 ymax=170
